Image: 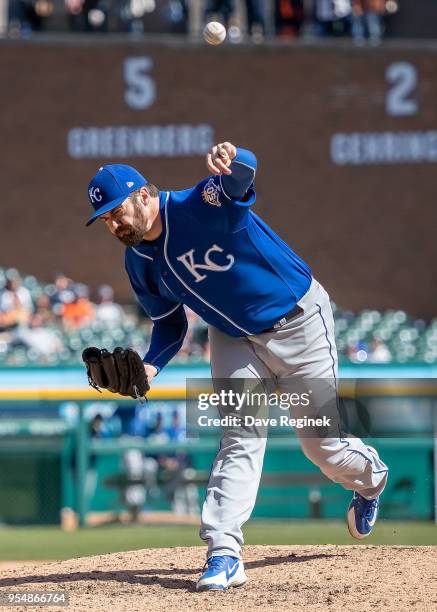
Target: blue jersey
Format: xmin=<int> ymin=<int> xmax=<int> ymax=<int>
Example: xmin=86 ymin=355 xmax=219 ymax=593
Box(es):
xmin=125 ymin=148 xmax=312 ymax=372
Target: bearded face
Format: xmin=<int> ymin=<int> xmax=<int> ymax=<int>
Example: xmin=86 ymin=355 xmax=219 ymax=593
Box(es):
xmin=99 ymin=186 xmax=161 ymax=246
xmin=114 ymin=203 xmax=149 ymax=247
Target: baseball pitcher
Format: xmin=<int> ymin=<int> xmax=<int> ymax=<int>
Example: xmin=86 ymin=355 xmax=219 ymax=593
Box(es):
xmin=84 ymin=143 xmax=388 ymax=591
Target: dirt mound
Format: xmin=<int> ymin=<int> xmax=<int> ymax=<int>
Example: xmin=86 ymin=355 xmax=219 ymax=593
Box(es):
xmin=1 ymin=545 xmax=435 ymax=611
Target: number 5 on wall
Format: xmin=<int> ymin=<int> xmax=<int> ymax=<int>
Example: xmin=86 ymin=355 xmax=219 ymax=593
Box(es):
xmin=124 ymin=57 xmax=157 ymax=110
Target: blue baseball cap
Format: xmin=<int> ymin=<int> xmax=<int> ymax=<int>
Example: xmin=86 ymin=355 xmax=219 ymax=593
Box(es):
xmin=86 ymin=164 xmax=148 ymax=226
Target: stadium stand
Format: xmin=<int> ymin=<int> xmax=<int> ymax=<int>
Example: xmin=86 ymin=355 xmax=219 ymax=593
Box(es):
xmin=0 ymin=267 xmax=435 ymax=366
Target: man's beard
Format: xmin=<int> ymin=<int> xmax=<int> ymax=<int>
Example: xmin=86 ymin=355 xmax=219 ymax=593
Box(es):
xmin=115 ymin=209 xmax=148 ymax=246
xmin=116 ymin=228 xmax=145 ymax=247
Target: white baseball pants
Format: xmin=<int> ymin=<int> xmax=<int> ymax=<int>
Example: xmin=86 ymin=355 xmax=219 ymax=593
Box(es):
xmin=200 ymin=278 xmax=389 ymax=558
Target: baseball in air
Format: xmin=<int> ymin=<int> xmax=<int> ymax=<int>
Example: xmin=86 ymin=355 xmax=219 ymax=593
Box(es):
xmin=203 ymin=21 xmax=226 ymax=45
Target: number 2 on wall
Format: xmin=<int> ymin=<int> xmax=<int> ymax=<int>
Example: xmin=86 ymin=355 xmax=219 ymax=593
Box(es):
xmin=385 ymin=62 xmax=418 ymax=117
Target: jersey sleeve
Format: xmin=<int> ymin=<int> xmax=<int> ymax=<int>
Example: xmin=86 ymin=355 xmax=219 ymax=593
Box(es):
xmin=125 ymin=249 xmax=181 ymax=321
xmin=143 ymin=306 xmax=188 ymax=372
xmin=187 ymin=148 xmax=257 ymax=231
xmin=219 ymin=147 xmax=257 ymax=207
xmin=125 ymin=250 xmax=187 ymax=372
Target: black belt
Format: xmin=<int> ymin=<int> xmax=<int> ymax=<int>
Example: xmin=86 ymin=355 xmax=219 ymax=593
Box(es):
xmin=261 ymin=304 xmax=303 ymax=333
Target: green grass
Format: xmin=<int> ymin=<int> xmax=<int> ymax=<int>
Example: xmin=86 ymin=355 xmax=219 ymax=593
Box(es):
xmin=0 ymin=521 xmax=435 ymax=561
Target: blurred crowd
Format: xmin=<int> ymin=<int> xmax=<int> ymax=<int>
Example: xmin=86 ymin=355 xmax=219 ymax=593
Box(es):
xmin=4 ymin=0 xmax=399 ymax=45
xmin=0 ymin=267 xmax=209 ymax=365
xmin=0 ymin=266 xmax=436 ymax=365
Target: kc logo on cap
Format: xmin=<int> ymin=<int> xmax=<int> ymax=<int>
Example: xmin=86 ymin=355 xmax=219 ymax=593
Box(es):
xmin=88 ymin=186 xmax=102 ymax=203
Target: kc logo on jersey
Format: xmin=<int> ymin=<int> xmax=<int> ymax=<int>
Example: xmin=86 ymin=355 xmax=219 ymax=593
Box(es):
xmin=89 ymin=186 xmax=102 ymax=203
xmin=202 ymin=178 xmax=221 ymax=207
xmin=177 ymin=244 xmax=235 ymax=283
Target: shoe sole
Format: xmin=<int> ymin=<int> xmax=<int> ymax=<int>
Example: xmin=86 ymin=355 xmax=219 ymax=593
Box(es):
xmin=346 ymin=505 xmax=372 ymax=540
xmin=196 ymin=574 xmax=248 ymax=592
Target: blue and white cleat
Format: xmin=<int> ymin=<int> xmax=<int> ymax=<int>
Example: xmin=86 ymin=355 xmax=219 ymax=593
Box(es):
xmin=347 ymin=492 xmax=380 ymax=539
xmin=196 ymin=555 xmax=247 ymax=592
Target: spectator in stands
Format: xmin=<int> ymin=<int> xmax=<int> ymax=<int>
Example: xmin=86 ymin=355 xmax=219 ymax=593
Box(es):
xmin=204 ymin=0 xmax=234 ymax=28
xmin=50 ymin=273 xmax=75 ymax=315
xmin=244 ymin=0 xmax=265 ymax=39
xmin=128 ymin=400 xmax=151 ymax=437
xmin=121 ymin=448 xmax=149 ymax=521
xmin=65 ymin=0 xmax=85 ymax=30
xmin=0 ymin=277 xmax=32 ymax=331
xmin=0 ymin=277 xmax=33 ymax=314
xmin=350 ymin=0 xmax=385 ymax=45
xmin=0 ymin=296 xmax=29 ymax=332
xmin=87 ymin=411 xmax=121 ymax=513
xmin=146 ymin=411 xmax=169 ymax=443
xmin=204 ymin=0 xmax=265 ymax=40
xmin=368 ymin=338 xmax=392 ymax=363
xmin=34 ymin=293 xmax=56 ymax=326
xmin=95 ymin=284 xmax=124 ymax=327
xmin=314 ymin=0 xmax=351 ymax=36
xmin=165 ymin=0 xmax=189 ymax=33
xmin=167 ymin=409 xmax=186 ymax=442
xmin=275 ymin=0 xmax=304 ymax=38
xmin=7 ymin=0 xmax=45 ymax=35
xmin=158 ymin=452 xmax=199 ymax=515
xmin=61 ymin=283 xmax=95 ymax=329
xmin=344 ymin=340 xmax=369 ymax=362
xmin=12 ymin=313 xmax=63 ymax=360
xmin=65 ymin=0 xmax=108 ymax=32
xmin=90 ymin=412 xmax=120 ymax=438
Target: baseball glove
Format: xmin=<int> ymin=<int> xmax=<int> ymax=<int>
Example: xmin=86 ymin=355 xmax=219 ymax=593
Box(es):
xmin=82 ymin=346 xmax=150 ymax=399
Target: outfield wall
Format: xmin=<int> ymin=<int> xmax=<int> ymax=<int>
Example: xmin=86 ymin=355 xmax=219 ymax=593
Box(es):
xmin=1 ymin=39 xmax=437 ymax=317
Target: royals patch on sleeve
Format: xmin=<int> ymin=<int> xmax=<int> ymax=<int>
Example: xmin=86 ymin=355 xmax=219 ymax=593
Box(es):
xmin=202 ymin=178 xmax=222 ymax=207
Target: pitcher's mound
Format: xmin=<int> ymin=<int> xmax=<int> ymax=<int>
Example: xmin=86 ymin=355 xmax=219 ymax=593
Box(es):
xmin=1 ymin=545 xmax=435 ymax=611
